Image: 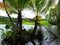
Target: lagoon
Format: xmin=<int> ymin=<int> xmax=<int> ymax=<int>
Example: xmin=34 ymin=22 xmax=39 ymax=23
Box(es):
xmin=0 ymin=24 xmax=60 ymax=45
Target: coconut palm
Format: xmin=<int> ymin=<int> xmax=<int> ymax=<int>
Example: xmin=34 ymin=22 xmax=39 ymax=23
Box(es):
xmin=4 ymin=0 xmax=30 ymax=31
xmin=28 ymin=0 xmax=53 ymax=45
xmin=29 ymin=0 xmax=53 ymax=33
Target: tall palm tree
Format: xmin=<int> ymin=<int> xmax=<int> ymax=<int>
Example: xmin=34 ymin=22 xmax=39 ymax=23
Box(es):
xmin=29 ymin=0 xmax=53 ymax=33
xmin=29 ymin=0 xmax=45 ymax=33
xmin=4 ymin=0 xmax=29 ymax=31
xmin=29 ymin=0 xmax=52 ymax=44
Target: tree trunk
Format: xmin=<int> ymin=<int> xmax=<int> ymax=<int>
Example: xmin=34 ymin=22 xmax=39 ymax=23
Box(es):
xmin=57 ymin=0 xmax=60 ymax=25
xmin=33 ymin=16 xmax=38 ymax=33
xmin=57 ymin=0 xmax=60 ymax=38
xmin=57 ymin=26 xmax=60 ymax=38
xmin=3 ymin=0 xmax=13 ymax=24
xmin=18 ymin=10 xmax=22 ymax=31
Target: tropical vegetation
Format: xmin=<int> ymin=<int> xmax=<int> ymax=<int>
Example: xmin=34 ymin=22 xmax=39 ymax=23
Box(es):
xmin=0 ymin=0 xmax=59 ymax=45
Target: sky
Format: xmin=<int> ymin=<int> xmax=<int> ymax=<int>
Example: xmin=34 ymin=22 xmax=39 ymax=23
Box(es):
xmin=0 ymin=9 xmax=36 ymax=19
xmin=0 ymin=0 xmax=59 ymax=19
xmin=0 ymin=0 xmax=36 ymax=19
xmin=0 ymin=0 xmax=2 ymax=2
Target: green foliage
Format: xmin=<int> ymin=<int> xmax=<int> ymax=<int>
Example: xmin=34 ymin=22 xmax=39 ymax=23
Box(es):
xmin=41 ymin=0 xmax=53 ymax=13
xmin=5 ymin=0 xmax=30 ymax=11
xmin=28 ymin=27 xmax=34 ymax=33
xmin=34 ymin=16 xmax=42 ymax=22
xmin=0 ymin=16 xmax=17 ymax=23
xmin=21 ymin=34 xmax=29 ymax=42
xmin=5 ymin=24 xmax=11 ymax=29
xmin=1 ymin=30 xmax=20 ymax=40
xmin=1 ymin=30 xmax=30 ymax=42
xmin=47 ymin=7 xmax=57 ymax=25
xmin=29 ymin=0 xmax=45 ymax=12
xmin=1 ymin=30 xmax=13 ymax=39
xmin=40 ymin=20 xmax=51 ymax=26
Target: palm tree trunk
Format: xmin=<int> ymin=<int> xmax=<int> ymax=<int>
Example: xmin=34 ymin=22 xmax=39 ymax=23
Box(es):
xmin=57 ymin=0 xmax=60 ymax=37
xmin=3 ymin=0 xmax=13 ymax=24
xmin=33 ymin=9 xmax=38 ymax=34
xmin=18 ymin=10 xmax=22 ymax=31
xmin=33 ymin=16 xmax=38 ymax=33
xmin=57 ymin=0 xmax=60 ymax=25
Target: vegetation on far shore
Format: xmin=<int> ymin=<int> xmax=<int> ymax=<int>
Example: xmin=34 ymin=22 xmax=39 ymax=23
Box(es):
xmin=0 ymin=16 xmax=51 ymax=26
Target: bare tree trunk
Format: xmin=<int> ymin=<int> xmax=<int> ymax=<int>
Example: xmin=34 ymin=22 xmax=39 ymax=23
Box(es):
xmin=18 ymin=10 xmax=22 ymax=31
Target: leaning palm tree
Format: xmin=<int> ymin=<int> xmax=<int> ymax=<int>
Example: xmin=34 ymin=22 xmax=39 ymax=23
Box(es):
xmin=3 ymin=0 xmax=14 ymax=24
xmin=4 ymin=0 xmax=29 ymax=31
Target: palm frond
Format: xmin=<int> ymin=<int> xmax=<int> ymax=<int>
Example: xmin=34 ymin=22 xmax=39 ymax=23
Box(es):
xmin=5 ymin=0 xmax=30 ymax=11
xmin=41 ymin=0 xmax=57 ymax=14
xmin=5 ymin=0 xmax=18 ymax=10
xmin=29 ymin=0 xmax=46 ymax=13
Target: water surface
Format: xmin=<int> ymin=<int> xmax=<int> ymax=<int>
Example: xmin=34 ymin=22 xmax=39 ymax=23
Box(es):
xmin=0 ymin=24 xmax=60 ymax=45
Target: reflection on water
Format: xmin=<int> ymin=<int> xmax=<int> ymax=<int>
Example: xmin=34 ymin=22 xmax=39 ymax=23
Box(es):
xmin=0 ymin=24 xmax=60 ymax=45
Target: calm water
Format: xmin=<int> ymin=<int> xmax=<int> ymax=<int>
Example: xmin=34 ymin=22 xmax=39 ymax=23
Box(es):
xmin=0 ymin=24 xmax=60 ymax=45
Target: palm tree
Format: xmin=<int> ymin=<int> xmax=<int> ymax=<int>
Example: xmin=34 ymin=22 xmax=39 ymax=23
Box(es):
xmin=29 ymin=0 xmax=54 ymax=44
xmin=29 ymin=0 xmax=45 ymax=33
xmin=29 ymin=0 xmax=50 ymax=45
xmin=4 ymin=0 xmax=29 ymax=31
xmin=29 ymin=0 xmax=53 ymax=33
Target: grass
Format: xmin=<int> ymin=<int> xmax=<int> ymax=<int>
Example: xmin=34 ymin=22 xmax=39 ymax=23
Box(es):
xmin=0 ymin=20 xmax=51 ymax=26
xmin=23 ymin=20 xmax=51 ymax=26
xmin=40 ymin=20 xmax=51 ymax=26
xmin=0 ymin=22 xmax=6 ymax=24
xmin=22 ymin=20 xmax=34 ymax=25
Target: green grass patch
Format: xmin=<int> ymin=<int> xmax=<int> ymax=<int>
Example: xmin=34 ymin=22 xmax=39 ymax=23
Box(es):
xmin=0 ymin=19 xmax=51 ymax=26
xmin=40 ymin=20 xmax=51 ymax=26
xmin=22 ymin=21 xmax=34 ymax=25
xmin=23 ymin=20 xmax=51 ymax=26
xmin=0 ymin=22 xmax=6 ymax=24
